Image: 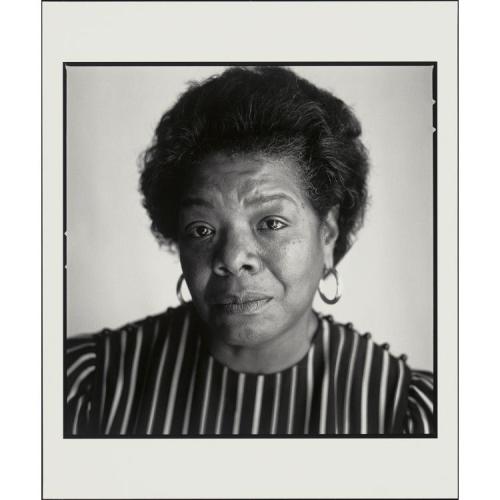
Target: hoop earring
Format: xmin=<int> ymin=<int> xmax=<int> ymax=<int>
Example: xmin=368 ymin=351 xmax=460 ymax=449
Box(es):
xmin=318 ymin=268 xmax=342 ymax=305
xmin=176 ymin=274 xmax=190 ymax=304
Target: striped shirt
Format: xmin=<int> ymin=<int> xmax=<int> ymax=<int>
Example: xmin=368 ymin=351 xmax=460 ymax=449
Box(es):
xmin=65 ymin=304 xmax=435 ymax=436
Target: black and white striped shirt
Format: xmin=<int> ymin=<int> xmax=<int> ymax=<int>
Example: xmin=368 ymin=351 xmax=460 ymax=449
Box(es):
xmin=65 ymin=304 xmax=434 ymax=436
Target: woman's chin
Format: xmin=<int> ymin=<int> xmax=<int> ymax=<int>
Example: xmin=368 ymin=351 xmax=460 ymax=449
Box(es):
xmin=207 ymin=311 xmax=277 ymax=348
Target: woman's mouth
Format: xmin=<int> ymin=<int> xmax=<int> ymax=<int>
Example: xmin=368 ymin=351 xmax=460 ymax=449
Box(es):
xmin=212 ymin=294 xmax=272 ymax=315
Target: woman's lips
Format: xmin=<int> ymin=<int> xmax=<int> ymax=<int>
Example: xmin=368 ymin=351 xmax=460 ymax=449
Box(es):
xmin=211 ymin=293 xmax=272 ymax=315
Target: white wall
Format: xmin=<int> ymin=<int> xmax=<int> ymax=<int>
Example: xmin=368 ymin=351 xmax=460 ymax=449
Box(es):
xmin=66 ymin=65 xmax=433 ymax=370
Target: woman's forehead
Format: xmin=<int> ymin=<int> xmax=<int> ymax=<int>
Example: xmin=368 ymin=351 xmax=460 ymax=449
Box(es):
xmin=186 ymin=153 xmax=306 ymax=203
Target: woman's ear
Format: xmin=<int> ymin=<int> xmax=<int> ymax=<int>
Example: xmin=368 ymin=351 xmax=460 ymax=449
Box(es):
xmin=322 ymin=206 xmax=339 ymax=270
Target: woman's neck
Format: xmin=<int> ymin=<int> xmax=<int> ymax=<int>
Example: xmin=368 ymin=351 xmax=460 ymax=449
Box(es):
xmin=201 ymin=309 xmax=319 ymax=375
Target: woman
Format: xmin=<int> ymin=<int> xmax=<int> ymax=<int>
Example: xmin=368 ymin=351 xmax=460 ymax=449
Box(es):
xmin=66 ymin=66 xmax=434 ymax=436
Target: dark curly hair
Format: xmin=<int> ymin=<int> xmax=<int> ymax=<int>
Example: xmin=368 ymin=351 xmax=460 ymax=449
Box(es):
xmin=139 ymin=66 xmax=369 ymax=263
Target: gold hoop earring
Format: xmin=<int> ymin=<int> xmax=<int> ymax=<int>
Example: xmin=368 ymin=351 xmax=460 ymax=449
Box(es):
xmin=176 ymin=274 xmax=190 ymax=304
xmin=318 ymin=268 xmax=342 ymax=305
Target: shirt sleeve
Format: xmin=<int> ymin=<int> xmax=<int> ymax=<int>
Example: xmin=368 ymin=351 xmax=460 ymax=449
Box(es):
xmin=403 ymin=369 xmax=435 ymax=435
xmin=65 ymin=333 xmax=98 ymax=436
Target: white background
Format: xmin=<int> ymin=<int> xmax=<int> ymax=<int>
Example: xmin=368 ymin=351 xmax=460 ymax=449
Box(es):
xmin=2 ymin=0 xmax=497 ymax=499
xmin=66 ymin=64 xmax=434 ymax=370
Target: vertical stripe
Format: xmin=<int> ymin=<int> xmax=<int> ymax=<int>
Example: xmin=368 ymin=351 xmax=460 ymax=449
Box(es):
xmin=204 ymin=362 xmax=222 ymax=434
xmin=270 ymin=372 xmax=281 ymax=435
xmin=239 ymin=376 xmax=257 ymax=434
xmin=411 ymin=385 xmax=434 ymax=413
xmin=215 ymin=366 xmax=228 ymax=435
xmin=360 ymin=338 xmax=374 ymax=434
xmin=412 ymin=371 xmax=434 ymax=391
xmin=182 ymin=336 xmax=201 ymax=435
xmin=99 ymin=335 xmax=110 ymax=428
xmin=163 ymin=314 xmax=190 ymax=434
xmin=319 ymin=320 xmax=330 ymax=435
xmin=67 ymin=353 xmax=96 ymax=375
xmin=251 ymin=375 xmax=264 ymax=435
xmin=378 ymin=350 xmax=389 ymax=434
xmin=105 ymin=331 xmax=127 ymax=434
xmin=199 ymin=356 xmax=214 ymax=435
xmin=86 ymin=399 xmax=91 ymax=423
xmin=120 ymin=327 xmax=143 ymax=434
xmin=407 ymin=413 xmax=414 ymax=434
xmin=287 ymin=365 xmax=298 ymax=434
xmin=67 ymin=366 xmax=95 ymax=402
xmin=409 ymin=397 xmax=430 ymax=434
xmin=333 ymin=326 xmax=345 ymax=434
xmin=343 ymin=332 xmax=359 ymax=434
xmin=412 ymin=374 xmax=433 ymax=391
xmin=146 ymin=333 xmax=170 ymax=435
xmin=390 ymin=359 xmax=405 ymax=431
xmin=304 ymin=344 xmax=315 ymax=434
xmin=232 ymin=373 xmax=246 ymax=435
xmin=72 ymin=395 xmax=84 ymax=435
xmin=219 ymin=370 xmax=238 ymax=434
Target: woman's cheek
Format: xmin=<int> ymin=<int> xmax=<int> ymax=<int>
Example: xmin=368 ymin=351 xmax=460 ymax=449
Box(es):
xmin=180 ymin=247 xmax=211 ymax=290
xmin=267 ymin=235 xmax=320 ymax=282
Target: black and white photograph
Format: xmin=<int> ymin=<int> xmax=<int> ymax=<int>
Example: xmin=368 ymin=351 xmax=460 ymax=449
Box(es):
xmin=64 ymin=64 xmax=435 ymax=437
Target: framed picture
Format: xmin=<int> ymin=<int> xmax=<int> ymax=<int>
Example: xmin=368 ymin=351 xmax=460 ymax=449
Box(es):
xmin=42 ymin=1 xmax=458 ymax=498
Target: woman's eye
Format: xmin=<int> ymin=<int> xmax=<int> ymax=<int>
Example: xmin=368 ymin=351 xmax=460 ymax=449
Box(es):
xmin=258 ymin=218 xmax=288 ymax=231
xmin=186 ymin=225 xmax=214 ymax=239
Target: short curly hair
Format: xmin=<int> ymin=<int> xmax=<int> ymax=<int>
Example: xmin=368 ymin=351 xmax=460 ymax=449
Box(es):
xmin=139 ymin=66 xmax=369 ymax=263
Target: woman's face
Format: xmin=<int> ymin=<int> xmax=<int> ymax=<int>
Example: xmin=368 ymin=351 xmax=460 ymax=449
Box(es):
xmin=178 ymin=153 xmax=337 ymax=348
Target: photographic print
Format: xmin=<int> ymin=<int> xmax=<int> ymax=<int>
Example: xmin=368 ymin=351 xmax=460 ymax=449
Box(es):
xmin=64 ymin=64 xmax=436 ymax=438
xmin=42 ymin=2 xmax=457 ymax=498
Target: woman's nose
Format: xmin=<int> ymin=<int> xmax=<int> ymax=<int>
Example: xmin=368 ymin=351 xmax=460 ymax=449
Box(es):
xmin=212 ymin=229 xmax=261 ymax=277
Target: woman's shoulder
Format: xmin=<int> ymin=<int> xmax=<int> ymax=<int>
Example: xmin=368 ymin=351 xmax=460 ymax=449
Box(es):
xmin=322 ymin=314 xmax=432 ymax=372
xmin=65 ymin=305 xmax=190 ymax=390
xmin=405 ymin=369 xmax=435 ymax=434
xmin=65 ymin=304 xmax=192 ymax=435
xmin=320 ymin=314 xmax=409 ymax=366
xmin=321 ymin=314 xmax=435 ymax=435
